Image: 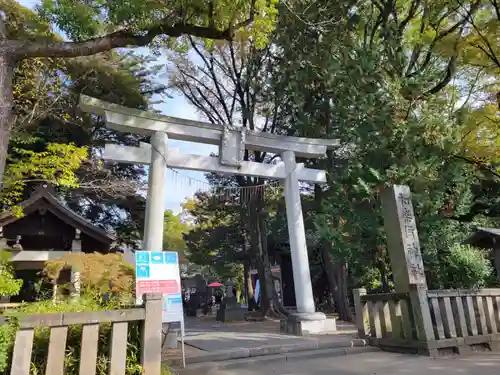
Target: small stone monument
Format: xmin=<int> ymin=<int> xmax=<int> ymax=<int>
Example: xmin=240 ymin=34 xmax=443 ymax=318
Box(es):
xmin=216 ymin=282 xmax=246 ymax=322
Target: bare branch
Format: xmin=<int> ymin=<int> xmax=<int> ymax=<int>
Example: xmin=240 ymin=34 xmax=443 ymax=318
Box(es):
xmin=189 ymin=37 xmax=233 ymax=123
xmin=408 ymin=1 xmax=480 ymax=77
xmin=423 ymin=55 xmax=458 ymax=96
xmin=399 ymin=0 xmax=421 ymax=33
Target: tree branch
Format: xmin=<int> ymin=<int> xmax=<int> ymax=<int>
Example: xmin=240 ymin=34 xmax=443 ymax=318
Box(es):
xmin=457 ymin=0 xmax=500 ymax=69
xmin=398 ymin=0 xmax=421 ymax=33
xmin=188 ymin=37 xmax=233 ymax=123
xmin=423 ymin=55 xmax=457 ymax=96
xmin=453 ymin=154 xmax=500 ymax=179
xmin=11 ymin=17 xmax=254 ymax=60
xmin=408 ymin=1 xmax=479 ymax=78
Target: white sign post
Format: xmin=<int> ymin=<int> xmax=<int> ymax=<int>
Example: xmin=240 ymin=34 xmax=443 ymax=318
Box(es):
xmin=135 ymin=251 xmax=186 ymax=367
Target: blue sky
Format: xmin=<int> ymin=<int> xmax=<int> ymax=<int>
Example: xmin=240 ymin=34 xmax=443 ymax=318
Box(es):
xmin=18 ymin=0 xmax=216 ymax=214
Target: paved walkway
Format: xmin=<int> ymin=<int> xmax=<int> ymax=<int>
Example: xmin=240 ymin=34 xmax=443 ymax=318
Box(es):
xmin=181 ymin=316 xmax=357 ymax=352
xmin=162 ymin=315 xmax=358 ymax=363
xmin=212 ymin=351 xmax=500 ymax=375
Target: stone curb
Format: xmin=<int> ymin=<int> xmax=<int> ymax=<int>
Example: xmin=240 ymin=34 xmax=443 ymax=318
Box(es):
xmin=165 ymin=338 xmax=369 ymax=367
xmin=172 ymin=345 xmax=379 ymax=374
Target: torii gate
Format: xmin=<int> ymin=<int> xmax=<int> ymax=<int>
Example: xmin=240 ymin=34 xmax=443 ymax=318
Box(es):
xmin=79 ymin=95 xmax=339 ymax=334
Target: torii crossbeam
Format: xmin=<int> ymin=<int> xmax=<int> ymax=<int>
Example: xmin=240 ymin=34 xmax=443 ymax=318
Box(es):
xmin=79 ymin=95 xmax=339 ymax=334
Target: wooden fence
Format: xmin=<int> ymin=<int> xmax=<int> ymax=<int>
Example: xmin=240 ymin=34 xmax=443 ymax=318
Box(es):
xmin=353 ymin=289 xmax=415 ymax=345
xmin=3 ymin=293 xmax=163 ymax=375
xmin=354 ymin=288 xmax=500 ymax=355
xmin=427 ymin=289 xmax=500 ymax=353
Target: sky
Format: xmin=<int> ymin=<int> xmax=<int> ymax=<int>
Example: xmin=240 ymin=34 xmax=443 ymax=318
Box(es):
xmin=18 ymin=0 xmax=217 ymax=214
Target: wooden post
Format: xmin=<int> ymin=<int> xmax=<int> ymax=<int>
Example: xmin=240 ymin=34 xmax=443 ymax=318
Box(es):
xmin=10 ymin=329 xmax=34 ymax=375
xmin=141 ymin=293 xmax=163 ymax=375
xmin=353 ymin=288 xmax=369 ymax=338
xmin=381 ymin=185 xmax=434 ymax=345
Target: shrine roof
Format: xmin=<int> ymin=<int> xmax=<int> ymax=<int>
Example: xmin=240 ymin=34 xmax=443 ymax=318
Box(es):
xmin=463 ymin=227 xmax=500 ymax=249
xmin=0 ymin=185 xmax=115 ymax=244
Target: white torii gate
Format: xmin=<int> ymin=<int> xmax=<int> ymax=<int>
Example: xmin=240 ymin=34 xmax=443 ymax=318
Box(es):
xmin=79 ymin=95 xmax=339 ymax=334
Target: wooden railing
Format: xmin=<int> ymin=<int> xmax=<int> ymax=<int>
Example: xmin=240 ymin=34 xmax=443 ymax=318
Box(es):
xmin=427 ymin=289 xmax=500 ymax=346
xmin=353 ymin=289 xmax=414 ymax=342
xmin=3 ymin=293 xmax=162 ymax=375
xmin=354 ymin=288 xmax=500 ymax=355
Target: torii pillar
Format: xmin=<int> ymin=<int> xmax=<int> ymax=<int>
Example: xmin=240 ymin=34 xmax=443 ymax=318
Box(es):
xmin=142 ymin=132 xmax=168 ymax=251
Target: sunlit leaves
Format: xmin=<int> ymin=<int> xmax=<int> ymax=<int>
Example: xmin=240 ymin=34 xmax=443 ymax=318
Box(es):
xmin=37 ymin=0 xmax=278 ymax=47
xmin=0 ymin=251 xmax=23 ymax=297
xmin=2 ymin=143 xmax=87 ymax=207
xmin=43 ymin=252 xmax=135 ymax=297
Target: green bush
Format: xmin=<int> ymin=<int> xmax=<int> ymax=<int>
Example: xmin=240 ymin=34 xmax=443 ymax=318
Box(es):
xmin=443 ymin=244 xmax=493 ymax=289
xmin=0 ymin=296 xmax=144 ymax=375
xmin=0 ymin=251 xmax=23 ymax=298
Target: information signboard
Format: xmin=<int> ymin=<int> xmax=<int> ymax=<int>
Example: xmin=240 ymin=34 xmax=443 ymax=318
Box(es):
xmin=135 ymin=251 xmax=184 ymax=323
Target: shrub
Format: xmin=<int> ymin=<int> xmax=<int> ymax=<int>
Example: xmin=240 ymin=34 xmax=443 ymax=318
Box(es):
xmin=42 ymin=252 xmax=135 ymax=303
xmin=0 ymin=251 xmax=23 ymax=298
xmin=443 ymin=244 xmax=493 ymax=289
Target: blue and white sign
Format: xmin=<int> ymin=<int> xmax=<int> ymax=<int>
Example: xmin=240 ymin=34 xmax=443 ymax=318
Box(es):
xmin=135 ymin=251 xmax=184 ymax=324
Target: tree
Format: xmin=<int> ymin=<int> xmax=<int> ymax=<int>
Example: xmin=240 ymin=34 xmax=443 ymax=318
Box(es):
xmin=168 ymin=28 xmax=288 ymax=317
xmin=0 ymin=0 xmax=278 ymax=190
xmin=163 ymin=209 xmax=191 ymax=259
xmin=3 ymin=2 xmax=172 ymax=245
xmin=443 ymin=244 xmax=494 ymax=289
xmin=182 ymin=191 xmax=244 ymax=281
xmin=267 ymin=0 xmax=499 ymax=320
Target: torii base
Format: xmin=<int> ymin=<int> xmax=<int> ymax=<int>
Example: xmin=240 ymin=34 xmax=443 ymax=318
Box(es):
xmin=280 ymin=312 xmax=337 ymax=336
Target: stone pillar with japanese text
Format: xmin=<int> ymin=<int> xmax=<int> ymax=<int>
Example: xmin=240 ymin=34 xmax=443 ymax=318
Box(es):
xmin=381 ymin=185 xmax=434 ymax=345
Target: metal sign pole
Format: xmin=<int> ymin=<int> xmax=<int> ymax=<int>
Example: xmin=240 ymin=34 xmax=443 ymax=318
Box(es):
xmin=180 ymin=319 xmax=186 ymax=368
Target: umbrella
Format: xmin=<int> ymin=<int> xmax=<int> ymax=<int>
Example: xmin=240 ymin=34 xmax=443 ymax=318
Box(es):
xmin=207 ymin=282 xmax=223 ymax=287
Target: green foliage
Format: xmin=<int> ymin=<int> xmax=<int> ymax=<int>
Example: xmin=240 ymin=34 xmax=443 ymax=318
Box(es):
xmin=0 ymin=251 xmax=23 ymax=298
xmin=443 ymin=244 xmax=494 ymax=289
xmin=0 ymin=260 xmax=146 ymax=375
xmin=182 ymin=192 xmax=244 ymax=280
xmin=37 ymin=0 xmax=278 ymax=48
xmin=0 ymin=322 xmax=16 ymax=373
xmin=2 ymin=143 xmax=88 ymax=207
xmin=5 ymin=0 xmax=151 ymax=247
xmin=163 ymin=210 xmax=190 ymax=253
xmin=263 ymin=0 xmax=500 ymax=301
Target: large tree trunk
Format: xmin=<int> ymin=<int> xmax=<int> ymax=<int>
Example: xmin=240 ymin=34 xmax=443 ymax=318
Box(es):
xmin=320 ymin=243 xmax=352 ymax=321
xmin=252 ymin=209 xmax=274 ymax=316
xmin=321 ymin=246 xmax=338 ymax=311
xmin=256 ymin=210 xmax=289 ymax=317
xmin=243 ymin=258 xmax=256 ymax=311
xmin=334 ymin=261 xmax=352 ymax=322
xmin=243 ymin=189 xmax=288 ymax=319
xmin=0 ymin=53 xmax=13 ymax=189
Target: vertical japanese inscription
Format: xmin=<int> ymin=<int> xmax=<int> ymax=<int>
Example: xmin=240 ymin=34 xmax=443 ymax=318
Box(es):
xmin=398 ymin=190 xmax=426 ymax=285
